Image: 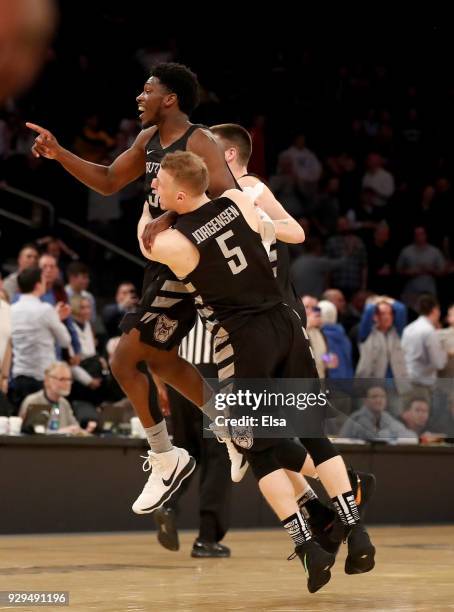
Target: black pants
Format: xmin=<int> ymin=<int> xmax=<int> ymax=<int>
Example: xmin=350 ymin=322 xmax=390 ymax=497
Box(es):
xmin=10 ymin=376 xmax=42 ymax=410
xmin=166 ymin=363 xmax=231 ymax=543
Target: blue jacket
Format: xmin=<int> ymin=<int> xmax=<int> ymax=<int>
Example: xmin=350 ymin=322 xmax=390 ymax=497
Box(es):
xmin=322 ymin=323 xmax=354 ymax=379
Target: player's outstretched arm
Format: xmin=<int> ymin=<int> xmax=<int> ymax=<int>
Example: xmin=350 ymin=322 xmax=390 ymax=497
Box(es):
xmin=27 ymin=122 xmax=150 ymax=195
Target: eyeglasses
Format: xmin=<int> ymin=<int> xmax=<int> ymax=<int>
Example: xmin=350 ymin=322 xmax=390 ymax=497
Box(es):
xmin=49 ymin=376 xmax=72 ymax=383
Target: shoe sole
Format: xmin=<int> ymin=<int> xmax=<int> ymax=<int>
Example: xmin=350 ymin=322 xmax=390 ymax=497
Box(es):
xmin=308 ymin=554 xmax=336 ymax=593
xmin=191 ymin=550 xmax=231 ymax=558
xmin=153 ymin=510 xmax=179 ymax=552
xmin=134 ymin=456 xmax=196 ymax=514
xmin=345 ymin=545 xmax=376 ymax=574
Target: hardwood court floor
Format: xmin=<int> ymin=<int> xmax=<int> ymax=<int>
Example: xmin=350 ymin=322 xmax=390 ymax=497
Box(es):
xmin=0 ymin=526 xmax=453 ymax=611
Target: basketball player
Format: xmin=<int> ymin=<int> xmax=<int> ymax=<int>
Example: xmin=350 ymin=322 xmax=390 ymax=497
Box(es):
xmin=26 ymin=63 xmax=242 ymax=514
xmin=138 ymin=150 xmax=376 ymax=592
xmin=211 ymin=123 xmax=377 ymax=566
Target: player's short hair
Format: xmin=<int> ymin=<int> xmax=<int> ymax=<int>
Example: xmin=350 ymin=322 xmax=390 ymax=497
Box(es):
xmin=211 ymin=123 xmax=252 ymax=166
xmin=150 ymin=63 xmax=199 ymax=115
xmin=161 ymin=151 xmax=209 ymax=196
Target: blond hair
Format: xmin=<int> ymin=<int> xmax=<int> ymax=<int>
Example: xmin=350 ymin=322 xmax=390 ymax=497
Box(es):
xmin=161 ymin=151 xmax=209 ymax=195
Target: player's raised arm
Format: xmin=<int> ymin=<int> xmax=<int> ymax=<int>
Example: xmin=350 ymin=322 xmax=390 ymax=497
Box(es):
xmin=26 ymin=121 xmax=150 ymax=195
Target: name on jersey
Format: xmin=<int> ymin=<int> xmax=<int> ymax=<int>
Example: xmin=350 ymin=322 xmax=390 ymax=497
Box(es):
xmin=146 ymin=161 xmax=160 ymax=175
xmin=192 ymin=205 xmax=240 ymax=244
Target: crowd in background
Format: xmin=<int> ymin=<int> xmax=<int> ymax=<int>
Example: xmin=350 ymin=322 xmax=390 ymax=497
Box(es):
xmin=1 ymin=18 xmax=454 ymax=443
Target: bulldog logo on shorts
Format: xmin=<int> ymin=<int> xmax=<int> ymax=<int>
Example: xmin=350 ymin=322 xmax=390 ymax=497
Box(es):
xmin=154 ymin=314 xmax=178 ymax=343
xmin=230 ymin=425 xmax=254 ymax=450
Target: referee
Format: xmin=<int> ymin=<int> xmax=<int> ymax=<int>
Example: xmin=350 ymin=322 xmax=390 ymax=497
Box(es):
xmin=154 ymin=317 xmax=232 ymax=557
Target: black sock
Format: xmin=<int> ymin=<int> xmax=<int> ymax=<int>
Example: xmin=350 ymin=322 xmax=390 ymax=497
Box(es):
xmin=282 ymin=511 xmax=312 ymax=546
xmin=331 ymin=491 xmax=360 ymax=526
xmin=298 ymin=494 xmax=336 ymax=528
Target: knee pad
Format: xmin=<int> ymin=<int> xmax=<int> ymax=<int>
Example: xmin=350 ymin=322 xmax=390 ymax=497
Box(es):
xmin=300 ymin=437 xmax=339 ymax=466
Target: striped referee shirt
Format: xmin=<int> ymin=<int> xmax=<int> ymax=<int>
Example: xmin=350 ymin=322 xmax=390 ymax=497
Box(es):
xmin=179 ymin=316 xmax=215 ymax=365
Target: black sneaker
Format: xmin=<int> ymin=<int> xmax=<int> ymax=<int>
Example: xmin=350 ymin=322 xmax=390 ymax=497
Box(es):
xmin=153 ymin=507 xmax=179 ymax=551
xmin=191 ymin=540 xmax=231 ymax=558
xmin=348 ymin=468 xmax=376 ymax=520
xmin=310 ymin=514 xmax=345 ymax=556
xmin=344 ymin=523 xmax=376 ymax=574
xmin=290 ymin=540 xmax=335 ymax=594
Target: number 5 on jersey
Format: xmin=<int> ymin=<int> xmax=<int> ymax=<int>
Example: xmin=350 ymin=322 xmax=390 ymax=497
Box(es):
xmin=216 ymin=230 xmax=248 ymax=275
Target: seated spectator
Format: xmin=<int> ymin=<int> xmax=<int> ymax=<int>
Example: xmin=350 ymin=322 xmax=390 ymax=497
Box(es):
xmin=399 ymin=397 xmax=444 ymax=443
xmin=269 ymin=155 xmax=306 ymax=218
xmin=302 ymin=295 xmax=338 ymax=379
xmin=401 ymin=294 xmax=447 ymax=396
xmin=356 ymin=297 xmax=409 ymax=395
xmin=69 ymin=296 xmax=104 ymax=406
xmin=102 ymin=282 xmax=138 ymax=338
xmin=436 ymin=303 xmax=454 ymax=378
xmin=276 ymin=133 xmax=322 ymax=201
xmin=3 ymin=243 xmax=39 ymax=301
xmin=10 ymin=268 xmax=71 ymax=407
xmin=19 ymin=362 xmax=82 ymax=434
xmin=318 ymin=300 xmax=353 ymax=378
xmin=338 ymin=385 xmax=417 ymax=441
xmin=65 ymin=261 xmax=96 ymax=323
xmin=396 ymin=226 xmax=445 ymax=309
xmin=322 ymin=288 xmax=363 ymax=333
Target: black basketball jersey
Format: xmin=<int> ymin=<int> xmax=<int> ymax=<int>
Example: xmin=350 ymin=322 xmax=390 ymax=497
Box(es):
xmin=144 ymin=124 xmax=203 ymax=218
xmin=175 ymin=197 xmax=283 ymax=334
xmin=144 ymin=124 xmax=240 ymax=219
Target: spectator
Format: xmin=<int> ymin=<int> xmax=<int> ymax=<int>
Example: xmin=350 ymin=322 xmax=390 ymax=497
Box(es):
xmin=269 ymin=155 xmax=306 ymax=219
xmin=10 ymin=267 xmax=71 ymax=406
xmin=302 ymin=296 xmax=337 ymax=379
xmin=436 ymin=303 xmax=454 ymax=378
xmin=396 ymin=226 xmax=445 ymax=309
xmin=38 ymin=254 xmax=81 ymax=355
xmin=3 ymin=243 xmax=39 ymax=300
xmin=367 ymin=223 xmax=395 ymax=295
xmin=362 ymin=152 xmax=395 ymax=210
xmin=427 ymin=394 xmax=454 ymax=438
xmin=318 ymin=300 xmax=353 ymax=378
xmin=19 ymin=361 xmax=82 ymax=434
xmin=325 ymin=217 xmax=368 ymax=298
xmin=277 ymin=133 xmax=322 ymax=198
xmin=70 ymin=295 xmax=104 ymax=404
xmin=290 ymin=238 xmax=347 ymax=299
xmin=399 ymin=397 xmax=444 ymax=442
xmin=401 ymin=294 xmax=447 ymax=395
xmin=0 ymin=284 xmax=12 ymax=397
xmin=338 ymin=385 xmax=417 ymax=441
xmin=356 ymin=298 xmax=409 ymax=395
xmin=311 ymin=177 xmax=340 ymax=237
xmin=36 ymin=236 xmax=79 ymax=269
xmin=102 ymin=282 xmax=138 ymax=338
xmin=65 ymin=261 xmax=96 ymax=323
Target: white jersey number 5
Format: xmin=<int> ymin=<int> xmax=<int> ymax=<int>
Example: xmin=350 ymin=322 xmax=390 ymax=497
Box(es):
xmin=216 ymin=230 xmax=248 ymax=275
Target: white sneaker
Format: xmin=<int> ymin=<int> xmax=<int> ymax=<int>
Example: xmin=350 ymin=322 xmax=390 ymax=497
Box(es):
xmin=221 ymin=437 xmax=249 ymax=483
xmin=132 ymin=446 xmax=196 ymax=514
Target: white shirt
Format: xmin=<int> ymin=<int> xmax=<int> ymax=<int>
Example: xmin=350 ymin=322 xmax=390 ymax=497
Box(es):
xmin=362 ymin=168 xmax=395 ymax=205
xmin=11 ymin=294 xmax=71 ymax=380
xmin=0 ymin=299 xmax=11 ymax=366
xmin=280 ymin=146 xmax=322 ymax=183
xmin=401 ymin=316 xmax=447 ymax=386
